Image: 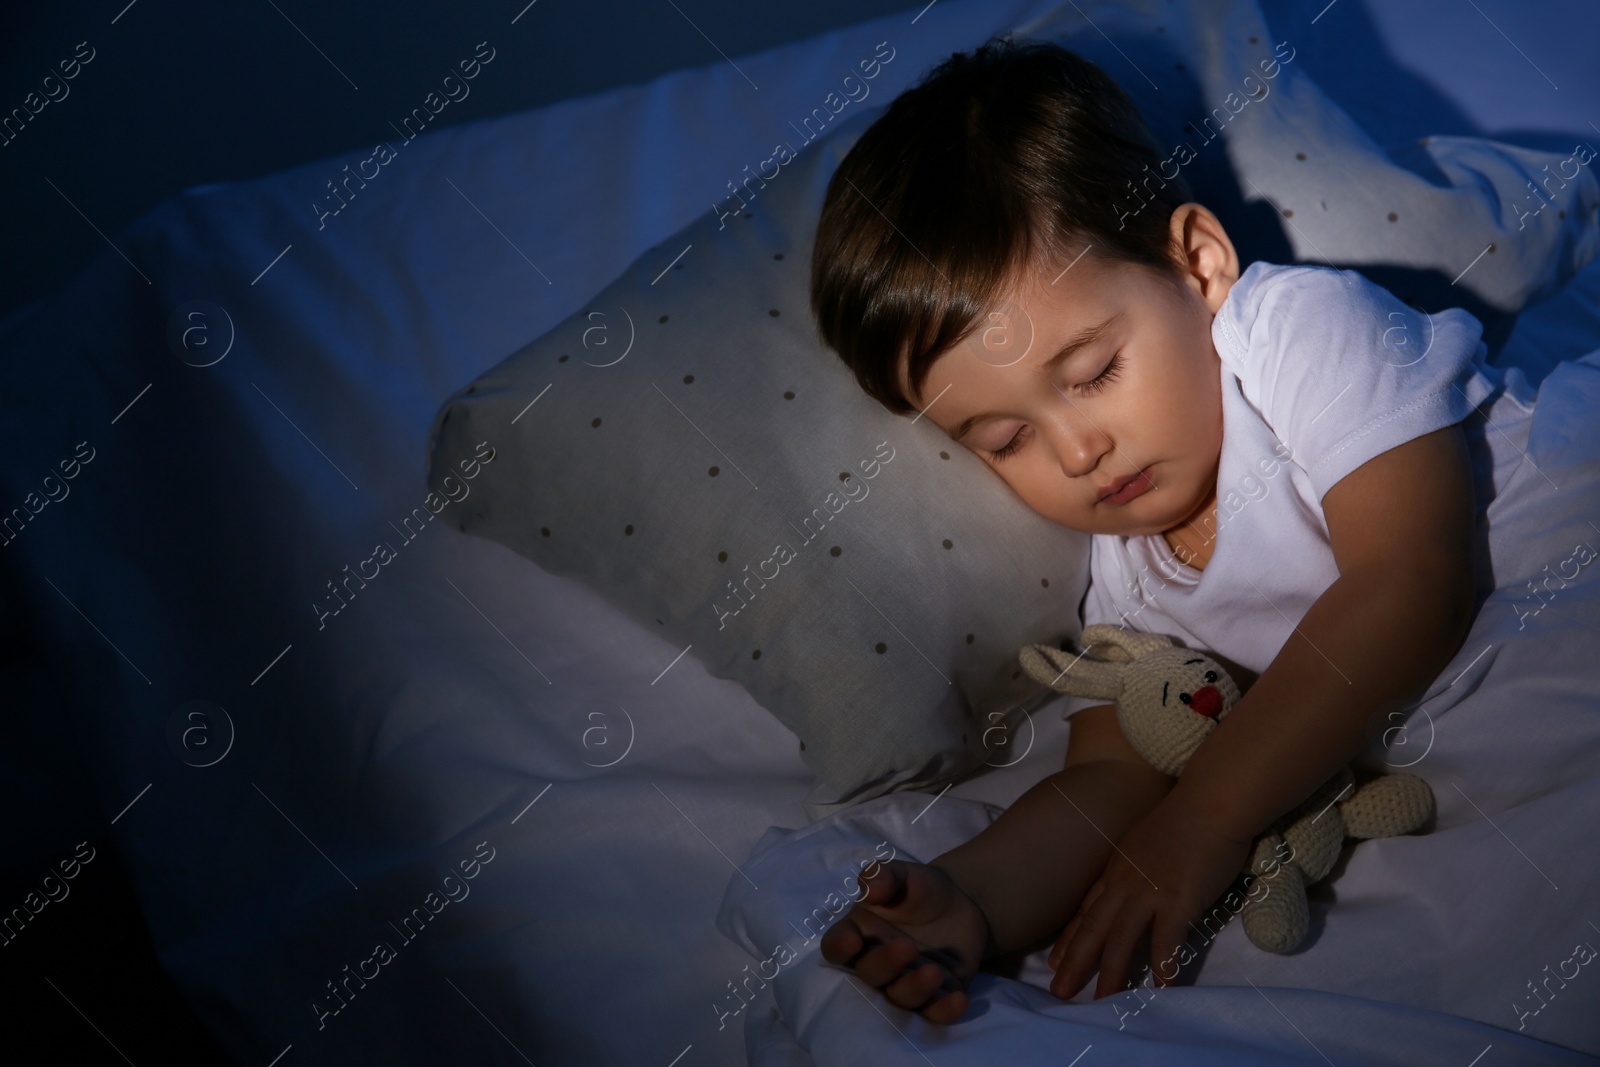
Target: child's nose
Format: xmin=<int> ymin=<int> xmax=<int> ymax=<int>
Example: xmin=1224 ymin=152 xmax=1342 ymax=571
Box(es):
xmin=1042 ymin=414 xmax=1111 ymax=479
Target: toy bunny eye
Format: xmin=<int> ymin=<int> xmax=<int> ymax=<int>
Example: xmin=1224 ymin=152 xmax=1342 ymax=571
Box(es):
xmin=1204 ymin=670 xmax=1218 ymax=683
xmin=1178 ymin=691 xmax=1192 ymax=705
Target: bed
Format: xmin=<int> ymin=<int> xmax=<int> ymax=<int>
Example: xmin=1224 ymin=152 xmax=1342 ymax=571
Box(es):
xmin=3 ymin=0 xmax=1598 ymax=1064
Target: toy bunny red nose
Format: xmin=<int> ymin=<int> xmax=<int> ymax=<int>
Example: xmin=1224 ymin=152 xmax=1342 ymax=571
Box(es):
xmin=1189 ymin=685 xmax=1223 ymax=719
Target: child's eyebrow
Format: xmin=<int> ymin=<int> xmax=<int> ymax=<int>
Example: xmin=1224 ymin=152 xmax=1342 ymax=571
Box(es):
xmin=951 ymin=311 xmax=1121 ymax=441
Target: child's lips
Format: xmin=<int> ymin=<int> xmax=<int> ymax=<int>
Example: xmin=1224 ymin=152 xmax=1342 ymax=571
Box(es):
xmin=1096 ymin=468 xmax=1154 ymax=505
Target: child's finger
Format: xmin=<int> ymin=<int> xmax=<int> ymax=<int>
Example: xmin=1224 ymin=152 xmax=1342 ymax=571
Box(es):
xmin=919 ymin=988 xmax=970 ymax=1026
xmin=1046 ymin=921 xmax=1074 ymax=970
xmin=1047 ymin=907 xmax=1088 ymax=969
xmin=1048 ymin=876 xmax=1106 ymax=969
xmin=820 ymin=902 xmax=902 ymax=968
xmin=891 ymin=950 xmax=972 ymax=1022
xmin=857 ymin=859 xmax=909 ymax=910
xmin=1075 ymin=877 xmax=1107 ymax=924
xmin=1148 ymin=912 xmax=1191 ymax=988
xmin=1049 ymin=894 xmax=1116 ymax=998
xmin=883 ymin=959 xmax=948 ymax=1013
xmin=818 ymin=916 xmax=863 ymax=965
xmin=1092 ymin=903 xmax=1152 ymax=1000
xmin=853 ymin=936 xmax=920 ymax=989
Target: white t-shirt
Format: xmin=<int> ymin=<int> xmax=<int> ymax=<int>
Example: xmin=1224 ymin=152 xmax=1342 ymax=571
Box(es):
xmin=1081 ymin=260 xmax=1506 ymax=686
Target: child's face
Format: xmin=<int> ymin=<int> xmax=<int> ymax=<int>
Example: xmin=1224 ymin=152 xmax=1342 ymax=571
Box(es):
xmin=903 ymin=245 xmax=1231 ymax=539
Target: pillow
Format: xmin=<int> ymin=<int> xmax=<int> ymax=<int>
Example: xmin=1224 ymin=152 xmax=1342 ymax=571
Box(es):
xmin=428 ymin=0 xmax=1599 ymax=820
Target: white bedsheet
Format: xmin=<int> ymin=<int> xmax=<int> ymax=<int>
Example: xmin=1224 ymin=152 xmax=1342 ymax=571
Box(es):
xmin=1 ymin=0 xmax=1597 ymax=1064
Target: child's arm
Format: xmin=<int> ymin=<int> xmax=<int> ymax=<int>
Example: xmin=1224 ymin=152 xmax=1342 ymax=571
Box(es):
xmin=1050 ymin=424 xmax=1479 ymax=999
xmin=819 ymin=701 xmax=1175 ymax=1025
xmin=930 ymin=701 xmax=1177 ymax=959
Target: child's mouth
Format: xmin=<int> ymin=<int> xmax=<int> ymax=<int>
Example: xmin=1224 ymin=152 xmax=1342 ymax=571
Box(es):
xmin=1097 ymin=468 xmax=1154 ymax=506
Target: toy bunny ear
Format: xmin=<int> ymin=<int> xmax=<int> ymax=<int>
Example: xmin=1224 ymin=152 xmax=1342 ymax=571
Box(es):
xmin=1081 ymin=624 xmax=1175 ymax=662
xmin=1017 ymin=643 xmax=1124 ymax=700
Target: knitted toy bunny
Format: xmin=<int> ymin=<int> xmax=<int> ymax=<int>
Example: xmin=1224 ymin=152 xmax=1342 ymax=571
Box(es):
xmin=1017 ymin=624 xmax=1435 ymax=954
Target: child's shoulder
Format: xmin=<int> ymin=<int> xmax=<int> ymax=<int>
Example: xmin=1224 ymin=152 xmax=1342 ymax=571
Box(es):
xmin=1216 ymin=259 xmax=1494 ymax=501
xmin=1224 ymin=260 xmax=1397 ymax=326
xmin=1215 ymin=260 xmax=1460 ymax=369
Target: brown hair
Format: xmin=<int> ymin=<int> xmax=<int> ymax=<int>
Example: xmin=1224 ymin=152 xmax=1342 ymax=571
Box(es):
xmin=810 ymin=36 xmax=1194 ymax=414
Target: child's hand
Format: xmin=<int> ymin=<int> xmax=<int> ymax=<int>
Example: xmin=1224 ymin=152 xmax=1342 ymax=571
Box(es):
xmin=818 ymin=859 xmax=991 ymax=1025
xmin=1046 ymin=799 xmax=1251 ymax=1000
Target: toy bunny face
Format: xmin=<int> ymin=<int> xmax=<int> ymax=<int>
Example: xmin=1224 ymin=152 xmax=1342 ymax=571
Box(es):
xmin=1114 ymin=646 xmax=1242 ymax=775
xmin=1145 ymin=648 xmax=1234 ymax=723
xmin=1017 ymin=625 xmax=1243 ymax=776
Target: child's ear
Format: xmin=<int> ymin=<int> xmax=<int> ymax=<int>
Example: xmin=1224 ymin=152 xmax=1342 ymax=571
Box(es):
xmin=1167 ymin=203 xmax=1239 ymax=313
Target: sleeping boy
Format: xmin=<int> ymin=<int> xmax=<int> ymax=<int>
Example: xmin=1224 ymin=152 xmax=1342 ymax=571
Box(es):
xmin=809 ymin=37 xmax=1503 ymax=1021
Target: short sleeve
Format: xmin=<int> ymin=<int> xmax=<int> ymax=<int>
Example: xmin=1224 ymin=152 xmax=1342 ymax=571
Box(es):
xmin=1211 ymin=262 xmax=1498 ymax=501
xmin=1066 ymin=545 xmax=1122 ymax=723
xmin=1081 ymin=573 xmax=1119 ymax=630
xmin=1081 ymin=534 xmax=1129 ymax=630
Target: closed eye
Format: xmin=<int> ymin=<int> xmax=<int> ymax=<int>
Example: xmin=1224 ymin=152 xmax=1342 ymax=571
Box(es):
xmin=990 ymin=425 xmax=1028 ymax=461
xmin=989 ymin=352 xmax=1123 ymax=461
xmin=1161 ymin=681 xmax=1169 ymax=706
xmin=1073 ymin=351 xmax=1123 ymax=396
